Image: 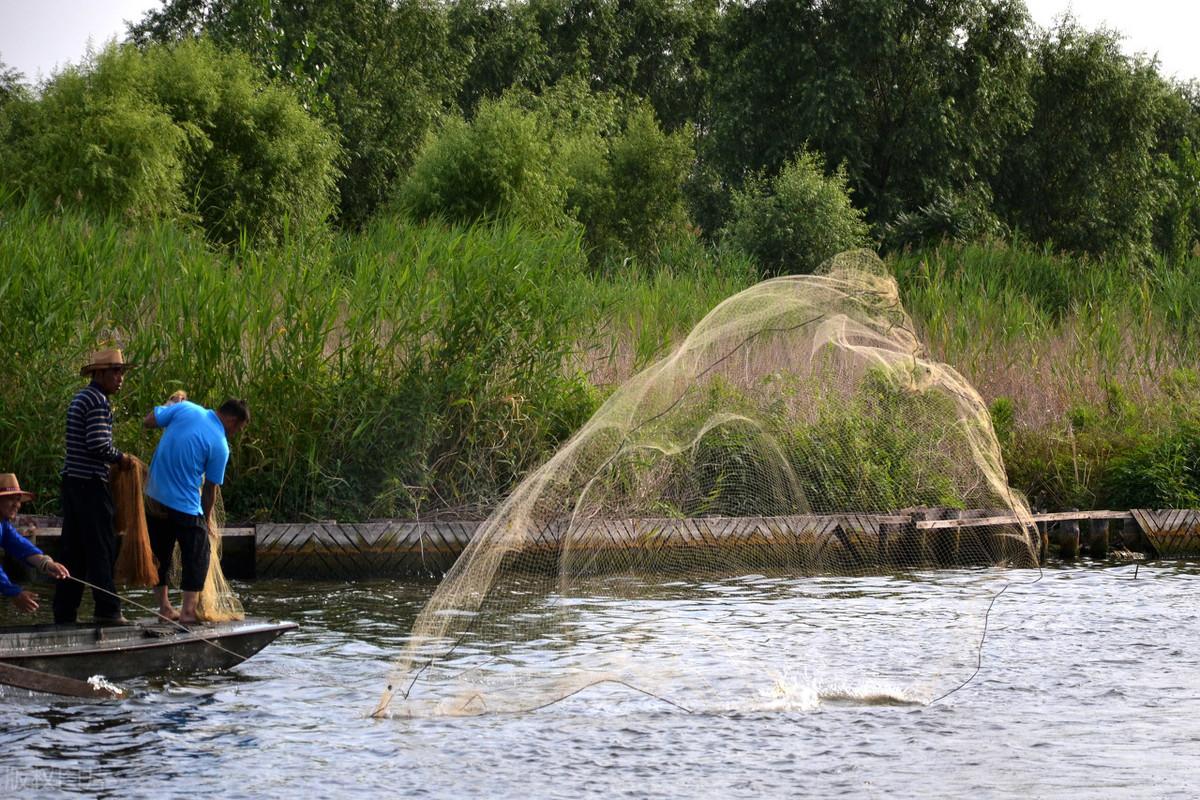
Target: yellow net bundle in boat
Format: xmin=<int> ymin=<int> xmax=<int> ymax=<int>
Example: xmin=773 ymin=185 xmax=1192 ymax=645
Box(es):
xmin=379 ymin=250 xmax=1040 ymax=717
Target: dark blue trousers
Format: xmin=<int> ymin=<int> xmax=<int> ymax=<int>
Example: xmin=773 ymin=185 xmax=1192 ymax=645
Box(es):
xmin=53 ymin=476 xmax=122 ymax=623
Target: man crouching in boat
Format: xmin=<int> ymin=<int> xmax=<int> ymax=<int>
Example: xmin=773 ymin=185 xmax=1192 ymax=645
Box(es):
xmin=0 ymin=474 xmax=70 ymax=613
xmin=143 ymin=396 xmax=249 ymax=625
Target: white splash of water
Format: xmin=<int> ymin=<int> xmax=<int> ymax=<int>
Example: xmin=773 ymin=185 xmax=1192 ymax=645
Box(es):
xmin=87 ymin=675 xmax=125 ymax=697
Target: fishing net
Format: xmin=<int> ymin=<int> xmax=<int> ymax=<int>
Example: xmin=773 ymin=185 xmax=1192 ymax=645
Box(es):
xmin=378 ymin=250 xmax=1039 ymax=717
xmin=196 ymin=486 xmax=244 ymax=622
xmin=111 ymin=457 xmax=158 ymax=587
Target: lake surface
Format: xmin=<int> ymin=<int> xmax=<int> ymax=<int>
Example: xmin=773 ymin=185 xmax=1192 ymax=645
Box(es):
xmin=1 ymin=563 xmax=1197 ymax=799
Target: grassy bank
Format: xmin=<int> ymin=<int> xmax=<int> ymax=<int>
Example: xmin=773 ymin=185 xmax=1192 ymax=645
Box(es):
xmin=3 ymin=204 xmax=1197 ymax=520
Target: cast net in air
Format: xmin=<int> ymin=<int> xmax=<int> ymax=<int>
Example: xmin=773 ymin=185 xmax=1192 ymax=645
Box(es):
xmin=378 ymin=250 xmax=1039 ymax=717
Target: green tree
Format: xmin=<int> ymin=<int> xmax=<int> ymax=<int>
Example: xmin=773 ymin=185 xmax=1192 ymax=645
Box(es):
xmin=0 ymin=57 xmax=28 ymax=108
xmin=1152 ymin=81 xmax=1200 ymax=262
xmin=447 ymin=0 xmax=552 ymax=116
xmin=0 ymin=58 xmax=31 ymax=157
xmin=1 ymin=41 xmax=339 ymax=244
xmin=995 ymin=19 xmax=1172 ymax=259
xmin=719 ymin=149 xmax=870 ymax=275
xmin=707 ymin=0 xmax=1032 ymax=229
xmin=129 ymin=0 xmax=463 ymax=228
xmin=449 ymin=0 xmax=718 ymax=132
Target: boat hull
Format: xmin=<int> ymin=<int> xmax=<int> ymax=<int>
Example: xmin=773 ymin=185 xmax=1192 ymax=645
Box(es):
xmin=0 ymin=618 xmax=297 ymax=681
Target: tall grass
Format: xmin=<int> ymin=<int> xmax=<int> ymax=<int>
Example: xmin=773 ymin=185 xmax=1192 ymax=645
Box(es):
xmin=890 ymin=241 xmax=1200 ymax=509
xmin=1 ymin=203 xmax=600 ymax=520
xmin=6 ymin=202 xmax=1196 ymax=519
xmin=571 ymin=235 xmax=758 ymax=384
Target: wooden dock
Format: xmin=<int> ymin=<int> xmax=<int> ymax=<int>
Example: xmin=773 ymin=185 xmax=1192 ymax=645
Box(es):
xmin=12 ymin=508 xmax=1200 ymax=580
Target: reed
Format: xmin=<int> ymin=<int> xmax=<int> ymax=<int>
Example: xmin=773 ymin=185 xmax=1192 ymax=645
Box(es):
xmin=5 ymin=200 xmax=1196 ymax=520
xmin=889 ymin=241 xmax=1200 ymax=509
xmin=1 ymin=203 xmax=602 ymax=520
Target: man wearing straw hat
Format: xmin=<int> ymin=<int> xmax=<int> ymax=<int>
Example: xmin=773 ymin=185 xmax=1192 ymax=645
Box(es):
xmin=0 ymin=474 xmax=70 ymax=613
xmin=53 ymin=348 xmax=134 ymax=624
xmin=143 ymin=396 xmax=249 ymax=624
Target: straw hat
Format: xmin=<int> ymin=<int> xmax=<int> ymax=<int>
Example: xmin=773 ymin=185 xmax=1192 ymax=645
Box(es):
xmin=80 ymin=348 xmax=133 ymax=376
xmin=0 ymin=474 xmax=34 ymax=502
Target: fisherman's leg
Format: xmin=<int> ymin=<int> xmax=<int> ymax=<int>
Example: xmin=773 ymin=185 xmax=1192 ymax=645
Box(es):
xmin=177 ymin=512 xmax=210 ymax=624
xmin=81 ymin=480 xmax=122 ymax=620
xmin=52 ymin=477 xmax=86 ymax=624
xmin=148 ymin=511 xmax=178 ymax=619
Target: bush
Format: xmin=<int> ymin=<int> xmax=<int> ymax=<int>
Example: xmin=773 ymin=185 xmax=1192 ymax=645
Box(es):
xmin=397 ymin=97 xmax=568 ymax=228
xmin=564 ymin=103 xmax=692 ymax=261
xmin=1101 ymin=423 xmax=1200 ymax=509
xmin=0 ymin=40 xmax=339 ymax=245
xmin=881 ymin=186 xmax=1008 ymax=252
xmin=1 ymin=51 xmax=187 ymax=222
xmin=719 ymin=149 xmax=870 ymax=275
xmin=401 ymin=82 xmax=695 ymax=265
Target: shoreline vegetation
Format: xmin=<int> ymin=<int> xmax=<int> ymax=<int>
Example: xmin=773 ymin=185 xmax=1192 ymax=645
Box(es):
xmin=3 ymin=203 xmax=1197 ymax=522
xmin=2 ymin=1 xmax=1198 ymax=521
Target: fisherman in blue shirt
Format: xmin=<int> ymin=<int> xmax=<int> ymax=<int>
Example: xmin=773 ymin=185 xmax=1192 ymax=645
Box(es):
xmin=143 ymin=395 xmax=249 ymax=624
xmin=0 ymin=473 xmax=70 ymax=613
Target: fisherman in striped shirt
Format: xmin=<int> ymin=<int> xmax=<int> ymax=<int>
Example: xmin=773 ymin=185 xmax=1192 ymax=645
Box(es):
xmin=53 ymin=348 xmax=134 ymax=625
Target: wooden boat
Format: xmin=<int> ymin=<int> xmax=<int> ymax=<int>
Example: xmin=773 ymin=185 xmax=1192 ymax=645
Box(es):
xmin=0 ymin=618 xmax=297 ymax=682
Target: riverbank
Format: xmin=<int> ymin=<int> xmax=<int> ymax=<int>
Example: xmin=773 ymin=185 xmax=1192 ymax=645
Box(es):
xmin=12 ymin=507 xmax=1199 ymax=582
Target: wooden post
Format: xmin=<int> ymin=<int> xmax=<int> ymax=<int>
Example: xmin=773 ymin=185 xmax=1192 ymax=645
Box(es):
xmin=1057 ymin=517 xmax=1080 ymax=559
xmin=1036 ymin=521 xmax=1049 ymax=564
xmin=1088 ymin=519 xmax=1110 ymax=559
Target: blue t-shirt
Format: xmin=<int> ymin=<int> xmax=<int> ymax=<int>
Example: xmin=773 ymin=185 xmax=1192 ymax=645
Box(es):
xmin=145 ymin=401 xmax=230 ymax=516
xmin=0 ymin=519 xmax=44 ymax=597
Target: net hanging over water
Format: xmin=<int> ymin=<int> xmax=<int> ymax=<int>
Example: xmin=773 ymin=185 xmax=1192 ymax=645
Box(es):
xmin=379 ymin=250 xmax=1039 ymax=717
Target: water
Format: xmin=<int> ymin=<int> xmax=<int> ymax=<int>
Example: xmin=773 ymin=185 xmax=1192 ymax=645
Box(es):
xmin=1 ymin=564 xmax=1198 ymax=799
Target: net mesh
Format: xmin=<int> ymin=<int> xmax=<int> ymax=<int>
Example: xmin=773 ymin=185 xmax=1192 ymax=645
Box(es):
xmin=379 ymin=250 xmax=1039 ymax=716
xmin=196 ymin=486 xmax=244 ymax=622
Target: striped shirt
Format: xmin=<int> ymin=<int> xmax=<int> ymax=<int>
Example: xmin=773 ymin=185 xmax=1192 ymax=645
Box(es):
xmin=62 ymin=382 xmax=124 ymax=481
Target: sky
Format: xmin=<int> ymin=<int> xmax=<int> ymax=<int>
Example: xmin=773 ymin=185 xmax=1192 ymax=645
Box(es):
xmin=1 ymin=0 xmax=1198 ymax=85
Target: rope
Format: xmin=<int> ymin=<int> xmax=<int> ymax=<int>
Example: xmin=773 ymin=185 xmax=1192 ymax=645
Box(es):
xmin=930 ymin=564 xmax=1045 ymax=704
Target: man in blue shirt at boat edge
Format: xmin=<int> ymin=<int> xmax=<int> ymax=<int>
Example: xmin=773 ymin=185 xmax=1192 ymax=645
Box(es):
xmin=0 ymin=473 xmax=71 ymax=613
xmin=143 ymin=395 xmax=249 ymax=625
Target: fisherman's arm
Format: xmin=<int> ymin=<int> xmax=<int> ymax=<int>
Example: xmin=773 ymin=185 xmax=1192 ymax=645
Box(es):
xmin=202 ymin=480 xmax=217 ymax=520
xmin=2 ymin=520 xmax=70 ymax=580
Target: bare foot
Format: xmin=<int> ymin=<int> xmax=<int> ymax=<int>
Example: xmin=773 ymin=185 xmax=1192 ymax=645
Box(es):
xmin=158 ymin=608 xmax=180 ymax=622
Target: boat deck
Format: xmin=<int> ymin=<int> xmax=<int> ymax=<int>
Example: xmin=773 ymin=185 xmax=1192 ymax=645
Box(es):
xmin=0 ymin=618 xmax=297 ymax=681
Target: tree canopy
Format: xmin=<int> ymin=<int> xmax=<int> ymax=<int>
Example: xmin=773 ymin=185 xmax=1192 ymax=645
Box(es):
xmin=1 ymin=0 xmax=1196 ymax=263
